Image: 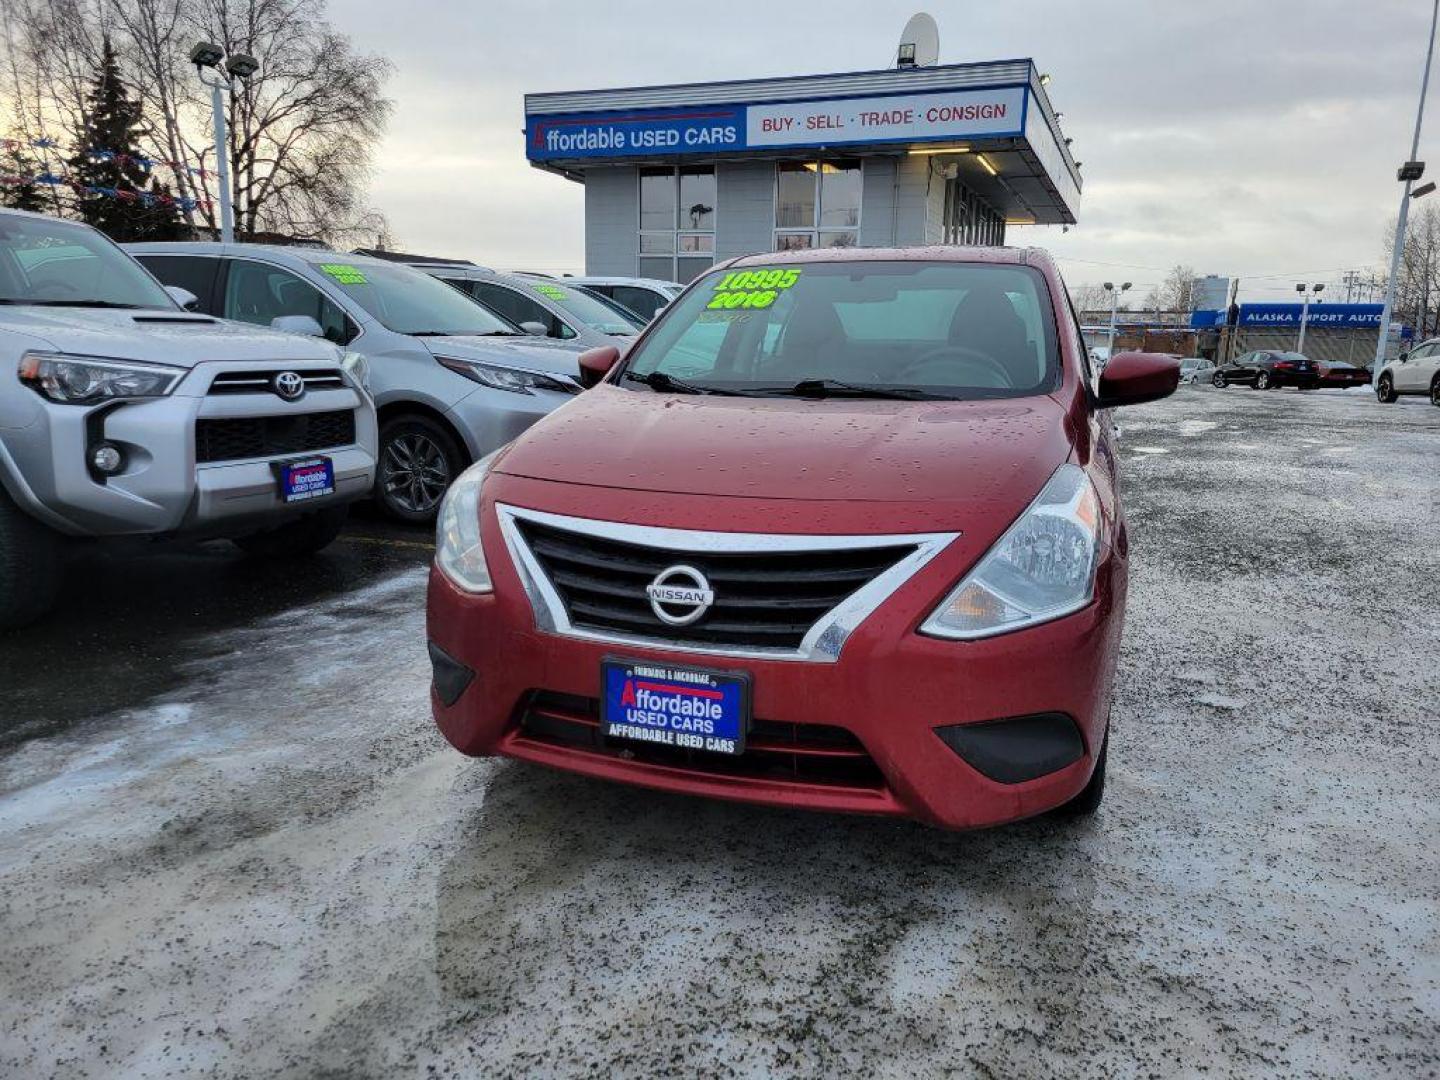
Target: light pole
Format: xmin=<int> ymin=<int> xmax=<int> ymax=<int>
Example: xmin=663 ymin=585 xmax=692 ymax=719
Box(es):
xmin=1374 ymin=0 xmax=1439 ymax=383
xmin=189 ymin=42 xmax=259 ymax=244
xmin=1296 ymin=283 xmax=1324 ymax=354
xmin=1104 ymin=281 xmax=1131 ymax=360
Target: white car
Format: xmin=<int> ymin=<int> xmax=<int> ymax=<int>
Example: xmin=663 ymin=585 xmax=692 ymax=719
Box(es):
xmin=1375 ymin=337 xmax=1440 ymax=406
xmin=1178 ymin=357 xmax=1215 ymax=384
xmin=565 ymin=277 xmax=683 ymax=322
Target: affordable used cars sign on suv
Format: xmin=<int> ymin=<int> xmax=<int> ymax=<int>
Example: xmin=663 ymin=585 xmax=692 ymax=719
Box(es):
xmin=424 ymin=246 xmax=1179 ymax=830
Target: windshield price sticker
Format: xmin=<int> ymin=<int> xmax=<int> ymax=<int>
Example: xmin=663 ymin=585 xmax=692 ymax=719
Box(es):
xmin=707 ymin=267 xmax=801 ymax=311
xmin=533 ymin=283 xmax=569 ymax=300
xmin=320 ymin=263 xmax=367 ymax=285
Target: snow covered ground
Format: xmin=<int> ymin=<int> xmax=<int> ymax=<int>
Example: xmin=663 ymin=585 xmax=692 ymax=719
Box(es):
xmin=1 ymin=384 xmax=1436 ymax=1077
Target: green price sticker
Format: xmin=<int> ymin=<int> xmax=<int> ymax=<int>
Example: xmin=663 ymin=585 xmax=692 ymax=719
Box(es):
xmin=533 ymin=284 xmax=568 ymax=300
xmin=320 ymin=263 xmax=368 ymax=285
xmin=712 ymin=268 xmax=801 ymax=292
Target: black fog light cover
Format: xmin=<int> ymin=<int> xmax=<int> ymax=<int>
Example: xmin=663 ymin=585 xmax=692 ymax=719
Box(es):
xmin=427 ymin=641 xmax=474 ymax=707
xmin=935 ymin=712 xmax=1085 ymax=784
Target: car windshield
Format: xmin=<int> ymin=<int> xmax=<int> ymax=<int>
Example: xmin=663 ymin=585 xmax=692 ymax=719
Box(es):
xmin=621 ymin=260 xmax=1059 ymax=400
xmin=312 ymin=260 xmax=523 ymax=336
xmin=524 ymin=279 xmax=640 ymax=335
xmin=0 ymin=214 xmax=175 ymax=309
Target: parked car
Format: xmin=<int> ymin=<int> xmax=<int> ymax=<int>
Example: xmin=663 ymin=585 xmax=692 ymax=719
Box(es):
xmin=1375 ymin=338 xmax=1440 ymax=405
xmin=1178 ymin=357 xmax=1214 ymax=384
xmin=0 ymin=210 xmax=377 ymax=629
xmin=1211 ymin=350 xmax=1319 ymax=389
xmin=129 ymin=243 xmax=586 ymax=523
xmin=567 ymin=277 xmax=683 ymax=322
xmin=1317 ymin=358 xmax=1372 ymax=389
xmin=371 ymin=257 xmax=645 ymax=348
xmin=426 ymin=247 xmax=1179 ymax=830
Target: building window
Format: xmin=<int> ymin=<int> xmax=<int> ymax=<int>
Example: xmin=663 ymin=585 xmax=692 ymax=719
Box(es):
xmin=943 ymin=176 xmax=1005 ymax=247
xmin=774 ymin=160 xmax=861 ymax=250
xmin=638 ymin=165 xmax=715 ymax=283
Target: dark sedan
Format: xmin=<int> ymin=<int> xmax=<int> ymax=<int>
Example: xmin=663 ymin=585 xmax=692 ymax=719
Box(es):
xmin=1212 ymin=350 xmax=1320 ymax=389
xmin=1318 ymin=358 xmax=1372 ymax=388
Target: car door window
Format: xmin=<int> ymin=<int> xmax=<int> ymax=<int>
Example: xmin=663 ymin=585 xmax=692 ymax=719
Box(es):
xmin=134 ymin=255 xmax=220 ymax=311
xmin=469 ymin=281 xmax=575 ymax=339
xmin=612 ymin=285 xmax=664 ymax=320
xmin=223 ymin=260 xmax=356 ymax=344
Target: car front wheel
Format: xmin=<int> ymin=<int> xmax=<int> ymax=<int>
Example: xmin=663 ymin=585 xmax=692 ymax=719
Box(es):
xmin=1376 ymin=374 xmax=1398 ymax=404
xmin=1053 ymin=733 xmax=1107 ymax=818
xmin=1431 ymin=376 xmax=1440 ymax=407
xmin=1213 ymin=372 xmax=1228 ymax=388
xmin=376 ymin=416 xmax=465 ymax=523
xmin=0 ymin=485 xmax=61 ymax=631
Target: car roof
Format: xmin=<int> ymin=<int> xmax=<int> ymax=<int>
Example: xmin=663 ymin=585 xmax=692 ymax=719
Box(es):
xmin=723 ymin=245 xmax=1053 ymax=271
xmin=568 ymin=276 xmax=683 ymax=289
xmin=124 ymin=241 xmax=400 ymax=270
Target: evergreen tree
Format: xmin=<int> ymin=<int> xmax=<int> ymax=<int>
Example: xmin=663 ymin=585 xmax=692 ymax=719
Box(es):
xmin=0 ymin=140 xmax=47 ymax=213
xmin=68 ymin=38 xmax=184 ymax=241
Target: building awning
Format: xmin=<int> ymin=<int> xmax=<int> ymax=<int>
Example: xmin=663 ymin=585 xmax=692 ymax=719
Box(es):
xmin=523 ymin=59 xmax=1082 ymax=225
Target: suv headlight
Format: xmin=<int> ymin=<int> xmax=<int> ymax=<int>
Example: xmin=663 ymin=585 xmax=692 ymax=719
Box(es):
xmin=340 ymin=350 xmax=370 ymax=392
xmin=18 ymin=352 xmax=185 ymax=404
xmin=921 ymin=464 xmax=1104 ymax=640
xmin=435 ymin=450 xmax=502 ymax=593
xmin=435 ymin=355 xmax=579 ymax=395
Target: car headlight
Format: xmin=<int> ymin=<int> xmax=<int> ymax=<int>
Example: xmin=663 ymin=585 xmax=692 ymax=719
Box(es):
xmin=921 ymin=464 xmax=1104 ymax=640
xmin=17 ymin=352 xmax=185 ymax=404
xmin=340 ymin=350 xmax=370 ymax=392
xmin=435 ymin=355 xmax=579 ymax=395
xmin=435 ymin=449 xmax=502 ymax=593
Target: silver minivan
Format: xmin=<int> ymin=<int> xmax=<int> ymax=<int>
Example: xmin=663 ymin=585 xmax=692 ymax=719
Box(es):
xmin=130 ymin=243 xmax=589 ymax=522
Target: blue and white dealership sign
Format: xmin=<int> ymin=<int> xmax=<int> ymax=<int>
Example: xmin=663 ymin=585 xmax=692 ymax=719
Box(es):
xmin=527 ymin=86 xmax=1027 ymax=160
xmin=1237 ymin=303 xmax=1384 ymax=328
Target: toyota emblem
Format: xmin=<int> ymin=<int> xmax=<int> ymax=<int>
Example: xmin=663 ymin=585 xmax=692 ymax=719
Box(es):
xmin=645 ymin=565 xmax=715 ymax=627
xmin=271 ymin=371 xmax=305 ymax=400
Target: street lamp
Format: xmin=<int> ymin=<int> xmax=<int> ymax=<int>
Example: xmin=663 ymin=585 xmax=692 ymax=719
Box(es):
xmin=1296 ymin=283 xmax=1324 ymax=354
xmin=1375 ymin=0 xmax=1439 ymax=383
xmin=1104 ymin=281 xmax=1132 ymax=359
xmin=190 ymin=41 xmax=259 ymax=244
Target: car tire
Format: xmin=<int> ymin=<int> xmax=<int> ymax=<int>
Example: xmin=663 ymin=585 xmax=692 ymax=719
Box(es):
xmin=1212 ymin=372 xmax=1227 ymax=388
xmin=1376 ymin=374 xmax=1398 ymax=404
xmin=232 ymin=505 xmax=349 ymax=558
xmin=1254 ymin=371 xmax=1271 ymax=390
xmin=1053 ymin=732 xmax=1107 ymax=818
xmin=376 ymin=415 xmax=466 ymax=524
xmin=0 ymin=485 xmax=62 ymax=631
xmin=1431 ymin=376 xmax=1440 ymax=407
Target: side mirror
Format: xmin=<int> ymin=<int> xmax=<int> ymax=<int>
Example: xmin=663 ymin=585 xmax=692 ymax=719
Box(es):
xmin=577 ymin=345 xmax=620 ymax=389
xmin=1095 ymin=351 xmax=1180 ymax=409
xmin=519 ymin=321 xmax=548 ymax=336
xmin=164 ymin=285 xmax=199 ymax=310
xmin=270 ymin=314 xmax=325 ymax=338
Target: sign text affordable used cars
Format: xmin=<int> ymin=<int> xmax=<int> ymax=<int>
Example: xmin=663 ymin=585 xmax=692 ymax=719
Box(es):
xmin=526 ymin=86 xmax=1027 ymax=160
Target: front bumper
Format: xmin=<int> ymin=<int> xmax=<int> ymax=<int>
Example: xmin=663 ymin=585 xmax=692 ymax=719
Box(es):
xmin=427 ymin=532 xmax=1126 ymax=832
xmin=0 ymin=360 xmax=377 ymax=537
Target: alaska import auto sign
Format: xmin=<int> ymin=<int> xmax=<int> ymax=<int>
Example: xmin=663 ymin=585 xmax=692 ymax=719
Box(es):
xmin=526 ymin=85 xmax=1027 ymax=161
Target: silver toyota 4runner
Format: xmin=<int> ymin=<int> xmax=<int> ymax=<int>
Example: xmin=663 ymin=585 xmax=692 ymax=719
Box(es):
xmin=0 ymin=209 xmax=377 ymax=630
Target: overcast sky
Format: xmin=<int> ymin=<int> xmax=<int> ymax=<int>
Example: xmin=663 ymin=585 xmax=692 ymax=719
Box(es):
xmin=344 ymin=0 xmax=1432 ymax=302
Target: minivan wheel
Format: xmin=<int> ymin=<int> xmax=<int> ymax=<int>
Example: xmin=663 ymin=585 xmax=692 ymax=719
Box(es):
xmin=0 ymin=485 xmax=61 ymax=631
xmin=1053 ymin=733 xmax=1107 ymax=818
xmin=1212 ymin=372 xmax=1227 ymax=388
xmin=1254 ymin=371 xmax=1271 ymax=390
xmin=1376 ymin=374 xmax=1397 ymax=404
xmin=232 ymin=505 xmax=349 ymax=558
xmin=377 ymin=416 xmax=465 ymax=523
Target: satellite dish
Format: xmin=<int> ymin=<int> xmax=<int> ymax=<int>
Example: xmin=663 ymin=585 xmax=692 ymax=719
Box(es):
xmin=897 ymin=13 xmax=940 ymax=68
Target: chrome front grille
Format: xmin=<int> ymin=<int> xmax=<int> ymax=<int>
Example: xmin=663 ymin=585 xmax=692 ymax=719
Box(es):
xmin=207 ymin=369 xmax=345 ymax=395
xmin=498 ymin=505 xmax=959 ymax=662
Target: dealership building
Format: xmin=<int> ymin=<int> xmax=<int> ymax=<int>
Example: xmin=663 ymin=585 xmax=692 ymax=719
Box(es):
xmin=523 ymin=59 xmax=1081 ymax=282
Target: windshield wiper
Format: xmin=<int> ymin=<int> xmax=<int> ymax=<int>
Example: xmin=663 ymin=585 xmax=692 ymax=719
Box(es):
xmin=756 ymin=378 xmax=945 ymax=400
xmin=622 ymin=370 xmax=719 ymax=395
xmin=1 ymin=299 xmax=149 ymax=309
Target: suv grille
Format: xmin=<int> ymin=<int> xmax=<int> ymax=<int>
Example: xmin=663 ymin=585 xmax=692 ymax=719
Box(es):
xmin=195 ymin=409 xmax=355 ymax=463
xmin=515 ymin=520 xmax=914 ymax=652
xmin=517 ymin=690 xmax=886 ymax=790
xmin=208 ymin=369 xmax=345 ymax=395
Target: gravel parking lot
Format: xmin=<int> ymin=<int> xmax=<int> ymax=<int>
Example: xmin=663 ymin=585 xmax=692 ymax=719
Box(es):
xmin=1 ymin=386 xmax=1437 ymax=1078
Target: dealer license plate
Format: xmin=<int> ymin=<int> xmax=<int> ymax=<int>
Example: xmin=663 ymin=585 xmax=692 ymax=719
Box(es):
xmin=600 ymin=659 xmax=750 ymax=756
xmin=276 ymin=456 xmax=335 ymax=503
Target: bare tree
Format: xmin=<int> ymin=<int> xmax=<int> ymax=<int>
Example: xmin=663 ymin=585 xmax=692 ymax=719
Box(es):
xmin=1155 ymin=264 xmax=1200 ymax=312
xmin=1384 ymin=204 xmax=1440 ymax=338
xmin=1068 ymin=281 xmax=1111 ymax=316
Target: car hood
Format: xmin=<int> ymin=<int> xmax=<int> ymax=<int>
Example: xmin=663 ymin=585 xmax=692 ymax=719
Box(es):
xmin=419 ymin=335 xmax=584 ymax=377
xmin=0 ymin=306 xmax=340 ymax=366
xmin=495 ymin=384 xmax=1074 ymax=508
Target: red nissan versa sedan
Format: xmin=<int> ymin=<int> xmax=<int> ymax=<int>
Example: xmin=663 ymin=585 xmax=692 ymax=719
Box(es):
xmin=426 ymin=247 xmax=1178 ymax=830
